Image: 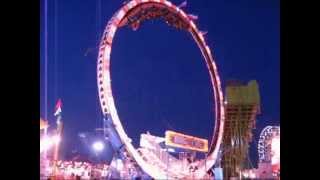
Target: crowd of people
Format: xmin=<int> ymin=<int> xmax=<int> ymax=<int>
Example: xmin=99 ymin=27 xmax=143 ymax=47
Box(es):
xmin=43 ymin=160 xmax=110 ymax=180
xmin=42 ymin=159 xmax=149 ymax=180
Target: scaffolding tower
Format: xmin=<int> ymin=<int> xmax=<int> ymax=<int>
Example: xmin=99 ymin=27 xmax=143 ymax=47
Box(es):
xmin=221 ymin=80 xmax=261 ymax=179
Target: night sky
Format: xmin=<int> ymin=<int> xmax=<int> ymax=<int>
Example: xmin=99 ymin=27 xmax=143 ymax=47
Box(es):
xmin=40 ymin=0 xmax=279 ymax=167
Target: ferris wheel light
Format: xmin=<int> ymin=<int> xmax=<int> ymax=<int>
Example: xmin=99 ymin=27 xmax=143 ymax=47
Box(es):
xmin=271 ymin=136 xmax=280 ymax=165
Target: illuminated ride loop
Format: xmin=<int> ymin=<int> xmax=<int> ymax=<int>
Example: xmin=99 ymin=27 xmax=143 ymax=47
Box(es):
xmin=97 ymin=0 xmax=225 ymax=179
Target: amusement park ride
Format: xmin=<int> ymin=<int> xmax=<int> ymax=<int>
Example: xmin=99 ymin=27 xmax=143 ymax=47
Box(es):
xmin=41 ymin=0 xmax=279 ymax=179
xmin=96 ymin=0 xmax=224 ymax=179
xmin=257 ymin=126 xmax=280 ymax=178
xmin=221 ymin=80 xmax=261 ymax=179
xmin=97 ymin=0 xmax=224 ymax=179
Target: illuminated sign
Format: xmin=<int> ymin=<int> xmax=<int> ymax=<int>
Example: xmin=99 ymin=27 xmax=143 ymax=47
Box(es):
xmin=165 ymin=130 xmax=208 ymax=152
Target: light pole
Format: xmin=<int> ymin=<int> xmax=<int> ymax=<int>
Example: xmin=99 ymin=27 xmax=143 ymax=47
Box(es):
xmin=93 ymin=141 xmax=105 ymax=152
xmin=92 ymin=141 xmax=105 ymax=163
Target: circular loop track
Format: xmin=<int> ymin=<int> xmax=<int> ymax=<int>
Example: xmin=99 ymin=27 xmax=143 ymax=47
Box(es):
xmin=97 ymin=0 xmax=225 ymax=178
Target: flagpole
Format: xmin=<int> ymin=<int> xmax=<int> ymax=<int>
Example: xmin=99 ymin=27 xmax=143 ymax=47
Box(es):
xmin=53 ymin=99 xmax=63 ymax=179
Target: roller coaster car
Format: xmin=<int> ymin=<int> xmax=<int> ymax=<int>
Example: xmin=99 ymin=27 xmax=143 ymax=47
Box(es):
xmin=131 ymin=21 xmax=140 ymax=31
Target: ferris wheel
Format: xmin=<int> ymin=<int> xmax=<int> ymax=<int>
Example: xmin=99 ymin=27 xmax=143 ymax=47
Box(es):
xmin=96 ymin=0 xmax=225 ymax=179
xmin=258 ymin=126 xmax=280 ymax=163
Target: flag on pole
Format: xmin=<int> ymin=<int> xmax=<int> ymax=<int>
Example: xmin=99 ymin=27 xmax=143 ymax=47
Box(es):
xmin=188 ymin=14 xmax=198 ymax=20
xmin=178 ymin=1 xmax=187 ymax=8
xmin=200 ymin=31 xmax=208 ymax=36
xmin=54 ymin=99 xmax=62 ymax=116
